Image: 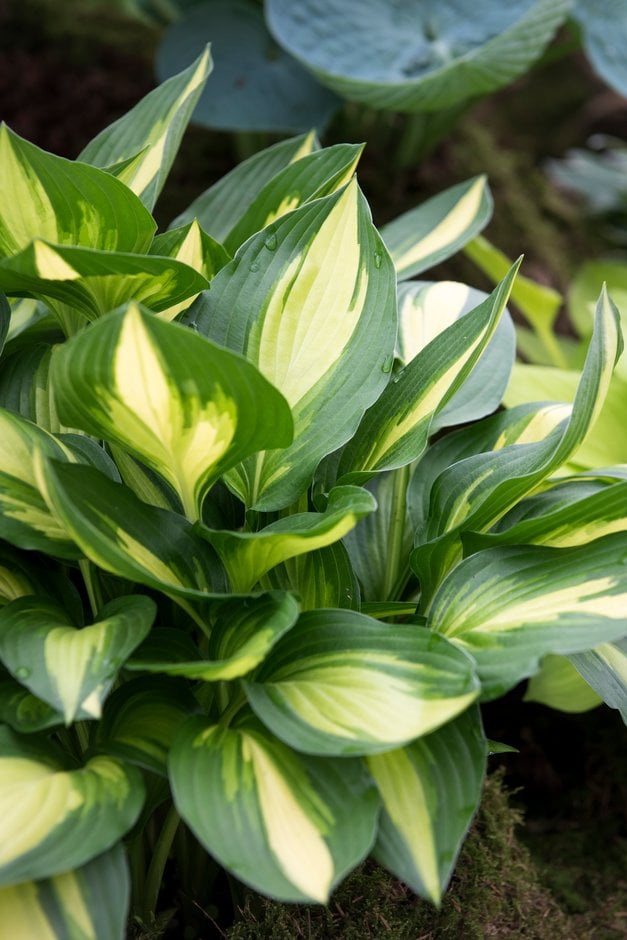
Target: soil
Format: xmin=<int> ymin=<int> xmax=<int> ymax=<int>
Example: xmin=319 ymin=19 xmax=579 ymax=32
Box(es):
xmin=2 ymin=2 xmax=626 ymax=936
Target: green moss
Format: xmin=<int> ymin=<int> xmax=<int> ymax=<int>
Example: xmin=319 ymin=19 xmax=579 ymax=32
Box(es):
xmin=227 ymin=771 xmax=572 ymax=940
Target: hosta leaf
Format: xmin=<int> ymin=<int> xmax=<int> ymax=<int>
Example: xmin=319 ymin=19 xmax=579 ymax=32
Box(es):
xmin=573 ymin=0 xmax=627 ymax=99
xmin=245 ymin=609 xmax=479 ymax=755
xmin=0 ymin=125 xmax=155 ymax=257
xmin=192 ymin=180 xmax=397 ymax=509
xmin=368 ymin=705 xmax=486 ymax=904
xmin=96 ymin=677 xmax=199 ymax=775
xmin=79 ymin=48 xmax=212 ymax=211
xmin=222 ymin=143 xmax=363 ymax=254
xmin=51 ymin=303 xmax=293 ymax=520
xmin=128 ymin=592 xmax=299 ymax=681
xmin=570 ymin=638 xmax=627 ymax=724
xmin=428 ymin=534 xmax=627 ymax=698
xmin=264 ymin=542 xmax=361 ymax=611
xmin=524 ymin=654 xmax=602 ymax=713
xmin=0 ymin=845 xmax=130 ymax=940
xmin=382 ymin=177 xmax=492 ymax=280
xmin=395 ymin=280 xmax=516 ymax=431
xmin=169 ymin=714 xmax=379 ymax=903
xmin=198 ymin=486 xmax=375 ymax=592
xmin=0 ymin=726 xmax=144 ymax=885
xmin=0 ymin=293 xmax=8 ymax=356
xmin=0 ymin=595 xmax=156 ymax=724
xmin=0 ymin=241 xmax=208 ymax=323
xmin=157 ymin=0 xmax=339 ymax=133
xmin=0 ymin=679 xmax=62 ymax=733
xmin=266 ymin=0 xmax=570 ymax=111
xmin=464 ymin=479 xmax=627 ymax=551
xmin=0 ymin=409 xmax=77 ymax=557
xmin=151 ymin=220 xmax=231 ymax=281
xmin=36 ymin=459 xmax=227 ymax=598
xmin=338 ymin=263 xmax=519 ymax=477
xmin=172 ymin=130 xmax=318 ymax=237
xmin=412 ymin=287 xmax=623 ymax=601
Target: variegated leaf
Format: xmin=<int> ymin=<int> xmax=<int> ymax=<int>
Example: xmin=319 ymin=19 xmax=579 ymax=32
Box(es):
xmin=524 ymin=654 xmax=602 ymax=713
xmin=36 ymin=458 xmax=227 ymax=599
xmin=381 ymin=177 xmax=492 ymax=280
xmin=79 ymin=48 xmax=212 ymax=211
xmin=245 ymin=609 xmax=479 ymax=755
xmin=0 ymin=679 xmax=62 ymax=733
xmin=151 ymin=220 xmax=231 ymax=281
xmin=96 ymin=677 xmax=199 ymax=776
xmin=412 ymin=287 xmax=623 ymax=603
xmin=0 ymin=726 xmax=144 ymax=885
xmin=338 ymin=263 xmax=519 ymax=478
xmin=570 ymin=638 xmax=627 ymax=724
xmin=0 ymin=124 xmax=155 ymax=257
xmin=0 ymin=241 xmax=208 ymax=323
xmin=0 ymin=409 xmax=77 ymax=557
xmin=0 ymin=846 xmax=129 ymax=940
xmin=0 ymin=595 xmax=156 ymax=724
xmin=172 ymin=130 xmax=318 ymax=236
xmin=198 ymin=486 xmax=375 ymax=592
xmin=263 ymin=542 xmax=361 ymax=611
xmin=222 ymin=143 xmax=363 ymax=254
xmin=128 ymin=592 xmax=299 ymax=681
xmin=428 ymin=533 xmax=627 ymax=698
xmin=50 ymin=303 xmax=293 ymax=520
xmin=169 ymin=714 xmax=379 ymax=903
xmin=368 ymin=705 xmax=486 ymax=904
xmin=191 ymin=179 xmax=397 ymax=509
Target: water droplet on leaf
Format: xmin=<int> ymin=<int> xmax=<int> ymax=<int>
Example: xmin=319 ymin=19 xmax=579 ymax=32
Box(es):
xmin=15 ymin=666 xmax=31 ymax=680
xmin=374 ymin=252 xmax=382 ymax=268
xmin=249 ymin=261 xmax=260 ymax=272
xmin=381 ymin=355 xmax=394 ymax=373
xmin=264 ymin=233 xmax=277 ymax=251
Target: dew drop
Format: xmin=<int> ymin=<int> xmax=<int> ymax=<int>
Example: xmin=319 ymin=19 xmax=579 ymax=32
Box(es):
xmin=15 ymin=666 xmax=31 ymax=680
xmin=264 ymin=233 xmax=277 ymax=251
xmin=381 ymin=355 xmax=394 ymax=373
xmin=374 ymin=251 xmax=383 ymax=268
xmin=249 ymin=260 xmax=260 ymax=272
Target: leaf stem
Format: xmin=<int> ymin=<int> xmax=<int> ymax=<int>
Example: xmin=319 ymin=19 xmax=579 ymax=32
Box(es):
xmin=142 ymin=803 xmax=181 ymax=920
xmin=381 ymin=464 xmax=411 ymax=601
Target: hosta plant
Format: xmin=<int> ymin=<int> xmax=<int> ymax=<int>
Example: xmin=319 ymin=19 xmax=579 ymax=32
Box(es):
xmin=0 ymin=50 xmax=626 ymax=939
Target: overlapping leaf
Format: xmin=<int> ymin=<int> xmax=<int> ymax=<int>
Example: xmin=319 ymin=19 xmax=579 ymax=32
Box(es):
xmin=198 ymin=486 xmax=375 ymax=592
xmin=79 ymin=48 xmax=212 ymax=211
xmin=0 ymin=595 xmax=156 ymax=724
xmin=0 ymin=846 xmax=130 ymax=940
xmin=428 ymin=533 xmax=627 ymax=698
xmin=245 ymin=609 xmax=479 ymax=755
xmin=0 ymin=726 xmax=144 ymax=885
xmin=524 ymin=654 xmax=602 ymax=713
xmin=51 ymin=303 xmax=293 ymax=519
xmin=368 ymin=706 xmax=486 ymax=904
xmin=382 ymin=177 xmax=492 ymax=280
xmin=191 ymin=180 xmax=397 ymax=509
xmin=169 ymin=714 xmax=379 ymax=903
xmin=570 ymin=638 xmax=627 ymax=724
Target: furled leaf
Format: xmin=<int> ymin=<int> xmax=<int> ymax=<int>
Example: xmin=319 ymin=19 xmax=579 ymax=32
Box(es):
xmin=128 ymin=592 xmax=299 ymax=681
xmin=0 ymin=241 xmax=208 ymax=323
xmin=157 ymin=0 xmax=339 ymax=132
xmin=0 ymin=595 xmax=156 ymax=724
xmin=368 ymin=705 xmax=486 ymax=904
xmin=412 ymin=286 xmax=623 ymax=602
xmin=428 ymin=533 xmax=627 ymax=698
xmin=266 ymin=541 xmax=361 ymax=611
xmin=50 ymin=303 xmax=293 ymax=520
xmin=79 ymin=48 xmax=212 ymax=211
xmin=0 ymin=409 xmax=77 ymax=557
xmin=169 ymin=714 xmax=379 ymax=903
xmin=172 ymin=131 xmax=318 ymax=236
xmin=150 ymin=220 xmax=231 ymax=284
xmin=570 ymin=638 xmax=627 ymax=723
xmin=266 ymin=0 xmax=570 ymax=111
xmin=191 ymin=180 xmax=397 ymax=509
xmin=36 ymin=459 xmax=227 ymax=599
xmin=222 ymin=143 xmax=363 ymax=254
xmin=0 ymin=726 xmax=144 ymax=885
xmin=198 ymin=486 xmax=375 ymax=592
xmin=524 ymin=654 xmax=602 ymax=713
xmin=0 ymin=124 xmax=155 ymax=257
xmin=395 ymin=280 xmax=516 ymax=431
xmin=245 ymin=609 xmax=479 ymax=755
xmin=338 ymin=263 xmax=519 ymax=477
xmin=96 ymin=677 xmax=200 ymax=775
xmin=0 ymin=846 xmax=130 ymax=940
xmin=382 ymin=177 xmax=492 ymax=280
